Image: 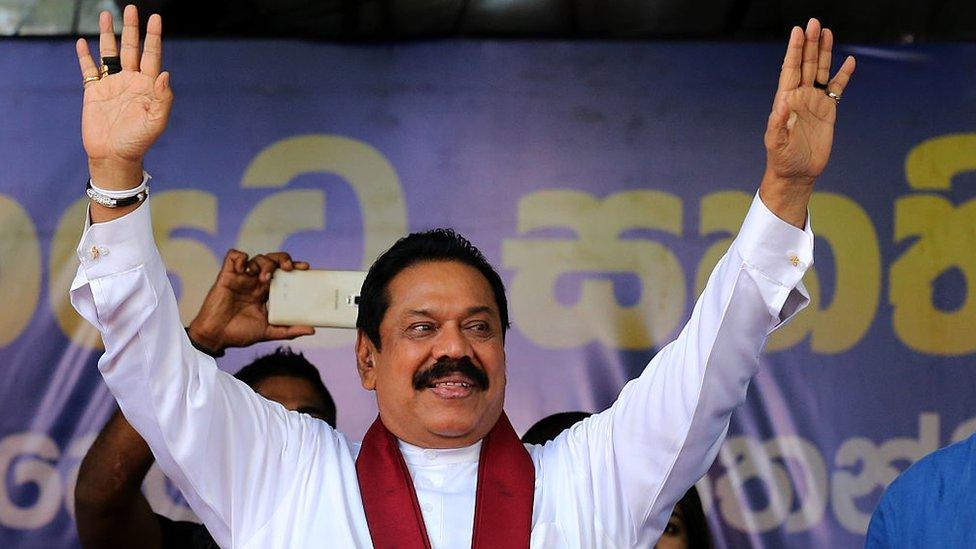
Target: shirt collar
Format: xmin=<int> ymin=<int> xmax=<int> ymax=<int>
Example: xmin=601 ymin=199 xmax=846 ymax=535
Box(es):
xmin=397 ymin=439 xmax=482 ymax=466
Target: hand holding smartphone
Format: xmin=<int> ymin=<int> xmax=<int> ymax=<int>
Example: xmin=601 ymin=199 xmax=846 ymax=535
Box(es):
xmin=268 ymin=270 xmax=367 ymax=329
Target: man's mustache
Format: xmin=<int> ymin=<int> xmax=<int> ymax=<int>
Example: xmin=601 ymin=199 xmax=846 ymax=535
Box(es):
xmin=413 ymin=356 xmax=489 ymax=391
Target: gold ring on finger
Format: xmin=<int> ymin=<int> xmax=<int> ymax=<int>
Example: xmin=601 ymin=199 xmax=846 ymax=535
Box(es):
xmin=82 ymin=75 xmax=101 ymax=86
xmin=100 ymin=64 xmax=110 ymax=77
xmin=827 ymin=91 xmax=841 ymax=104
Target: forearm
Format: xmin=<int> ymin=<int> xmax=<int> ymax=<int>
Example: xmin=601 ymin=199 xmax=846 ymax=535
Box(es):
xmin=75 ymin=410 xmax=162 ymax=549
xmin=77 ymin=493 xmax=160 ymax=549
xmin=77 ymin=410 xmax=154 ymax=508
xmin=564 ymin=192 xmax=813 ymax=544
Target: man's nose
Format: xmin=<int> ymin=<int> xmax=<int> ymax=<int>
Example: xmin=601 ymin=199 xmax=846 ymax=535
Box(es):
xmin=433 ymin=323 xmax=473 ymax=359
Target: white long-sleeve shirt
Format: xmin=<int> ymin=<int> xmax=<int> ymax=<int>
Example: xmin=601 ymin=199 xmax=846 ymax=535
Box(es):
xmin=70 ymin=191 xmax=812 ymax=548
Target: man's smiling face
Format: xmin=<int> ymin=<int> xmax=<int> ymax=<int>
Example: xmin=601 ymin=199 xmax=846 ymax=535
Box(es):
xmin=356 ymin=260 xmax=506 ymax=449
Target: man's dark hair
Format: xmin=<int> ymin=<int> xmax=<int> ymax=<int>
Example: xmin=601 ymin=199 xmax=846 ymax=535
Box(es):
xmin=356 ymin=228 xmax=510 ymax=350
xmin=234 ymin=347 xmax=337 ymax=427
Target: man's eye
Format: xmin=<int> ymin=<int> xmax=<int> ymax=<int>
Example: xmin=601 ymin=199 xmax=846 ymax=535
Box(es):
xmin=663 ymin=522 xmax=680 ymax=536
xmin=466 ymin=322 xmax=491 ymax=333
xmin=408 ymin=323 xmax=434 ymax=333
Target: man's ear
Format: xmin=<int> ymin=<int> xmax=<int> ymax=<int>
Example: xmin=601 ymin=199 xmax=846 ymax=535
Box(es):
xmin=355 ymin=330 xmax=377 ymax=391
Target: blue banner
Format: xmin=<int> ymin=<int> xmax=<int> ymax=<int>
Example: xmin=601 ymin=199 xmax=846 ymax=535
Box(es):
xmin=2 ymin=38 xmax=976 ymax=547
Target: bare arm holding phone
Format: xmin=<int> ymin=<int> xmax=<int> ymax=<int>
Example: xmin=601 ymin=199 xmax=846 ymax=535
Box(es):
xmin=187 ymin=250 xmax=316 ymax=355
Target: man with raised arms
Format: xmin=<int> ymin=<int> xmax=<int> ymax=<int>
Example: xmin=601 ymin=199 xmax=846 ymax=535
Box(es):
xmin=71 ymin=5 xmax=854 ymax=547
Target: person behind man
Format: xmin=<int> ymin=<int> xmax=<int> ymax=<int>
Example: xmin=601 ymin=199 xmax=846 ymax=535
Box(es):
xmin=70 ymin=6 xmax=855 ymax=547
xmin=75 ymin=249 xmax=336 ymax=549
xmin=865 ymin=433 xmax=976 ymax=547
xmin=522 ymin=412 xmax=713 ymax=549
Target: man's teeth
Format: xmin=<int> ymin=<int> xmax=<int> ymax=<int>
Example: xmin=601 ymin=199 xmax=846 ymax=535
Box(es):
xmin=434 ymin=381 xmax=471 ymax=388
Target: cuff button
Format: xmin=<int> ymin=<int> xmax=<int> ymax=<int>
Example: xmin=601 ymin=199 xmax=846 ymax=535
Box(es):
xmin=787 ymin=252 xmax=804 ymax=269
xmin=89 ymin=245 xmax=110 ymax=260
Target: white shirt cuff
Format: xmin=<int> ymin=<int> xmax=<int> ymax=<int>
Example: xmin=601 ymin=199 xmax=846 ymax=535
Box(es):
xmin=73 ymin=200 xmax=157 ymax=282
xmin=732 ymin=192 xmax=814 ymax=322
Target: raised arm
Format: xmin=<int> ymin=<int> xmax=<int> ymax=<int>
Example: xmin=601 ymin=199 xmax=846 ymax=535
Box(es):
xmin=71 ymin=7 xmax=332 ymax=547
xmin=73 ymin=248 xmax=313 ymax=548
xmin=70 ymin=229 xmax=327 ymax=546
xmin=531 ymin=19 xmax=855 ymax=546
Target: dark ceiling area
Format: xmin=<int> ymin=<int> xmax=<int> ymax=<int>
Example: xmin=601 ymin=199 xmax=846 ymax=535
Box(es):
xmin=0 ymin=1 xmax=971 ymax=41
xmin=122 ymin=0 xmax=974 ymax=42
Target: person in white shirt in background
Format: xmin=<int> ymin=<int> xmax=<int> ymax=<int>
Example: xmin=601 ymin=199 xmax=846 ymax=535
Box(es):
xmin=70 ymin=5 xmax=854 ymax=548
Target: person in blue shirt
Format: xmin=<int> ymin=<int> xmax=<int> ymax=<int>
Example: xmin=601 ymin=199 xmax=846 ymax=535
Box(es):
xmin=866 ymin=433 xmax=976 ymax=547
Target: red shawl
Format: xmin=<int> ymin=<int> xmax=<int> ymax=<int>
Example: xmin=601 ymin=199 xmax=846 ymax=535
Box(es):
xmin=356 ymin=413 xmax=534 ymax=548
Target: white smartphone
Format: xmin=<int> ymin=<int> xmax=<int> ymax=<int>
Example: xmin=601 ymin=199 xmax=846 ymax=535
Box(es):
xmin=268 ymin=269 xmax=368 ymax=329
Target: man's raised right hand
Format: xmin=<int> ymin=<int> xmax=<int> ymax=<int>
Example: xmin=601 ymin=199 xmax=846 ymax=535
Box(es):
xmin=76 ymin=5 xmax=171 ymax=191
